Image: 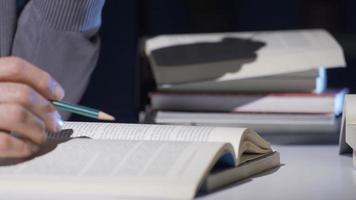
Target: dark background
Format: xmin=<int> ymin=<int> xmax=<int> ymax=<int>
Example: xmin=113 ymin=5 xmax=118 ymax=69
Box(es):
xmin=71 ymin=0 xmax=356 ymax=123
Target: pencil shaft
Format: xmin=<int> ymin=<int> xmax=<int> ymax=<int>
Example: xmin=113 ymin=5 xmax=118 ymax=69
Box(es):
xmin=51 ymin=100 xmax=99 ymax=119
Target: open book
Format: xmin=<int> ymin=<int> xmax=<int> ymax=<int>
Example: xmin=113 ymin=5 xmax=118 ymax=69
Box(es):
xmin=0 ymin=122 xmax=279 ymax=199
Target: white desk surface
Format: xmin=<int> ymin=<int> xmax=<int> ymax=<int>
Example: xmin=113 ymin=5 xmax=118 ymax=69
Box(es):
xmin=198 ymin=145 xmax=356 ymax=200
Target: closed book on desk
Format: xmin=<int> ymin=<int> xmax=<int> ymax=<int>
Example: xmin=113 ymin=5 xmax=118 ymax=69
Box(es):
xmin=0 ymin=122 xmax=279 ymax=199
xmin=153 ymin=111 xmax=340 ymax=135
xmin=150 ymin=89 xmax=347 ymax=115
xmin=158 ymin=69 xmax=326 ymax=93
xmin=145 ymin=29 xmax=345 ymax=85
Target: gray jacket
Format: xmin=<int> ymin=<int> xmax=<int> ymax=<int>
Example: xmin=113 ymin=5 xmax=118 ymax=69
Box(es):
xmin=0 ymin=0 xmax=105 ymax=119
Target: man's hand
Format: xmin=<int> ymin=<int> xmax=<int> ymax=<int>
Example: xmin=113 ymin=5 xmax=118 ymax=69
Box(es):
xmin=0 ymin=57 xmax=65 ymax=158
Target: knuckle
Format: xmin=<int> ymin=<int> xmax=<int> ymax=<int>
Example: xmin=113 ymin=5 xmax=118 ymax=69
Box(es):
xmin=21 ymin=144 xmax=34 ymax=157
xmin=5 ymin=57 xmax=25 ymax=79
xmin=41 ymin=134 xmax=47 ymax=144
xmin=30 ymin=118 xmax=47 ymax=145
xmin=37 ymin=72 xmax=52 ymax=92
xmin=38 ymin=122 xmax=47 ymax=143
xmin=17 ymin=85 xmax=34 ymax=106
xmin=7 ymin=104 xmax=28 ymax=123
xmin=0 ymin=134 xmax=12 ymax=152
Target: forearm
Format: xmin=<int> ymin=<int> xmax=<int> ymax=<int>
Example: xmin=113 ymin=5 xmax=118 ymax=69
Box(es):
xmin=11 ymin=0 xmax=105 ymax=119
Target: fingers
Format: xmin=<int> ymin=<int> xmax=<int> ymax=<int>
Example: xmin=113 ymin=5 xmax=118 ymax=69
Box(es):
xmin=0 ymin=57 xmax=64 ymax=158
xmin=0 ymin=83 xmax=62 ymax=133
xmin=0 ymin=104 xmax=47 ymax=145
xmin=0 ymin=131 xmax=37 ymax=158
xmin=0 ymin=57 xmax=65 ymax=100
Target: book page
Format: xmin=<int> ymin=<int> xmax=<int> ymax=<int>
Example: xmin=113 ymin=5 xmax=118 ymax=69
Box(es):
xmin=59 ymin=122 xmax=271 ymax=162
xmin=0 ymin=139 xmax=233 ymax=199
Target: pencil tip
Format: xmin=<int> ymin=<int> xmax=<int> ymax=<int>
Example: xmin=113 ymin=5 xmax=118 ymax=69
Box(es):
xmin=98 ymin=112 xmax=115 ymax=121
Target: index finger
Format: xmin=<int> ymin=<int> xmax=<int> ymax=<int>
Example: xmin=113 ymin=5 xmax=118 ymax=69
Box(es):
xmin=0 ymin=57 xmax=65 ymax=100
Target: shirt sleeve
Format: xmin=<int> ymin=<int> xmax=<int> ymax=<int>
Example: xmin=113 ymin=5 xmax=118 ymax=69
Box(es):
xmin=11 ymin=0 xmax=106 ymax=119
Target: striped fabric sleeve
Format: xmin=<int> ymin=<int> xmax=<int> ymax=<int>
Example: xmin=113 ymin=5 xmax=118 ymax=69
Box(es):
xmin=31 ymin=0 xmax=105 ymax=32
xmin=0 ymin=0 xmax=16 ymax=56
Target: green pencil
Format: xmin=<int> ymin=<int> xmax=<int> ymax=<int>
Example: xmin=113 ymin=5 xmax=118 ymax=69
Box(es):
xmin=51 ymin=100 xmax=115 ymax=121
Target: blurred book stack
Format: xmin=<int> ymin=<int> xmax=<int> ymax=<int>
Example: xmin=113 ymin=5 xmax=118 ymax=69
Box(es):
xmin=142 ymin=29 xmax=347 ymax=143
xmin=339 ymin=95 xmax=356 ymax=167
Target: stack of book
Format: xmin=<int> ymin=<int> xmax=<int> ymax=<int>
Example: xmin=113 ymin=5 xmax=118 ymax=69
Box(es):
xmin=143 ymin=29 xmax=347 ymax=141
xmin=341 ymin=95 xmax=356 ymax=168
